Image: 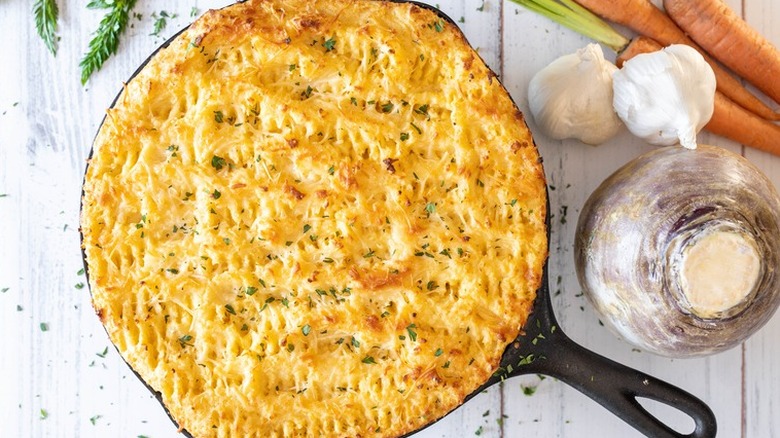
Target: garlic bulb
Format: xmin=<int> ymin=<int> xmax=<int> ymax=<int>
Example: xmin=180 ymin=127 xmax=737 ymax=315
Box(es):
xmin=528 ymin=43 xmax=622 ymax=145
xmin=612 ymin=44 xmax=716 ymax=149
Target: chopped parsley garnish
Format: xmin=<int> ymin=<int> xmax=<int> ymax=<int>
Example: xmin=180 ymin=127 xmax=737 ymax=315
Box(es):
xmin=380 ymin=102 xmax=394 ymax=113
xmin=425 ymin=202 xmax=436 ymax=215
xmin=245 ymin=286 xmax=258 ymax=296
xmin=363 ymin=249 xmax=375 ymax=258
xmin=302 ymin=324 xmax=311 ymax=336
xmin=362 ymin=356 xmax=376 ymax=364
xmin=213 ymin=110 xmax=224 ymax=123
xmin=75 ymin=282 xmax=85 ymax=289
xmin=303 ymin=224 xmax=312 ymax=233
xmin=410 ymin=122 xmax=422 ymax=134
xmin=40 ymin=409 xmax=48 ymax=420
xmin=322 ymin=36 xmax=336 ymax=52
xmin=434 ymin=348 xmax=444 ymax=357
xmin=351 ymin=336 xmax=360 ymax=348
xmin=89 ymin=414 xmax=102 ymax=425
xmin=178 ymin=334 xmax=193 ymax=348
xmin=328 ymin=165 xmax=335 ymax=175
xmin=301 ymin=85 xmax=314 ymax=99
xmin=289 ymin=63 xmax=297 ymax=71
xmin=414 ymin=104 xmax=429 ymax=116
xmin=225 ymin=304 xmax=236 ymax=315
xmin=426 ymin=281 xmax=438 ymax=291
xmin=212 ymin=189 xmax=221 ymax=199
xmin=166 ymin=268 xmax=179 ymax=274
xmin=406 ymin=324 xmax=417 ymax=342
xmin=400 ymin=132 xmax=409 ymax=141
xmin=211 ymin=155 xmax=227 ymax=170
xmin=39 ymin=322 xmax=49 ymax=332
xmin=433 ymin=19 xmax=445 ymax=32
xmin=322 ymin=257 xmax=334 ymax=263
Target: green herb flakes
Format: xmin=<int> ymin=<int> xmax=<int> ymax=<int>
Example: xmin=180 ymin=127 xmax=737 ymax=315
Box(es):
xmin=225 ymin=304 xmax=236 ymax=315
xmin=302 ymin=324 xmax=311 ymax=336
xmin=211 ymin=155 xmax=227 ymax=171
xmin=362 ymin=356 xmax=376 ymax=364
xmin=406 ymin=324 xmax=418 ymax=342
xmin=178 ymin=334 xmax=193 ymax=348
xmin=323 ymin=36 xmax=336 ymax=52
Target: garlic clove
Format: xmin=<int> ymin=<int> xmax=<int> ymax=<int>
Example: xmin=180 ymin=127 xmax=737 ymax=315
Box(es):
xmin=528 ymin=43 xmax=622 ymax=146
xmin=612 ymin=44 xmax=716 ymax=149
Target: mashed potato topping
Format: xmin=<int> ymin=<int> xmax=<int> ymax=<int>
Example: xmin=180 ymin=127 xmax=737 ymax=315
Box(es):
xmin=81 ymin=1 xmax=547 ymax=436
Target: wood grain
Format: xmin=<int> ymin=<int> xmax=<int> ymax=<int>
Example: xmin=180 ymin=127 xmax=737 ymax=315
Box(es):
xmin=1 ymin=0 xmax=778 ymax=437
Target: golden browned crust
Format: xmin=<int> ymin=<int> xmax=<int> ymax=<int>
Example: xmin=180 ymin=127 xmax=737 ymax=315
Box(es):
xmin=80 ymin=0 xmax=547 ymax=436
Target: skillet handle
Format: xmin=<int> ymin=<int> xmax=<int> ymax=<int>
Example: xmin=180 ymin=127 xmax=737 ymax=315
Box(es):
xmin=518 ymin=332 xmax=717 ymax=438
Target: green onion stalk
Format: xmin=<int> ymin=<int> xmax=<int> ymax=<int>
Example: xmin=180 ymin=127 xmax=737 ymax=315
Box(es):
xmin=508 ymin=0 xmax=629 ymax=53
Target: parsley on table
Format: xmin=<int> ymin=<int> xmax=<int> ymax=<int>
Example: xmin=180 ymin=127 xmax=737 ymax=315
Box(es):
xmin=150 ymin=10 xmax=176 ymax=37
xmin=33 ymin=0 xmax=59 ymax=55
xmin=80 ymin=0 xmax=138 ymax=85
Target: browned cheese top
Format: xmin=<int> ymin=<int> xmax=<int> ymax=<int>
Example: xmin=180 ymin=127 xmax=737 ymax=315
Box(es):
xmin=80 ymin=0 xmax=548 ymax=436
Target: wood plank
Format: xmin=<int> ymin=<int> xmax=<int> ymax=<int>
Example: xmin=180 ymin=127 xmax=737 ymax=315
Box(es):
xmin=1 ymin=0 xmax=778 ymax=436
xmin=740 ymin=1 xmax=780 ymax=437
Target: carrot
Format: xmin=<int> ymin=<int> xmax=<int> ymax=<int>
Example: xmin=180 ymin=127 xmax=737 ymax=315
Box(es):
xmin=572 ymin=0 xmax=779 ymax=121
xmin=664 ymin=0 xmax=780 ymax=108
xmin=618 ymin=36 xmax=780 ymax=156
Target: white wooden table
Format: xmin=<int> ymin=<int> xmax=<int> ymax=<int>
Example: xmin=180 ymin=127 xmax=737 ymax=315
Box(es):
xmin=1 ymin=0 xmax=778 ymax=437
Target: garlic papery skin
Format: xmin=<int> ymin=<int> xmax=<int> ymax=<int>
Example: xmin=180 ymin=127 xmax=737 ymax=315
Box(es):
xmin=528 ymin=43 xmax=622 ymax=145
xmin=612 ymin=44 xmax=716 ymax=149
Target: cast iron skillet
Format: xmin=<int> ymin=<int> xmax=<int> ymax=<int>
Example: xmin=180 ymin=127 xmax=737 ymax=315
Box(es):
xmin=81 ymin=1 xmax=717 ymax=437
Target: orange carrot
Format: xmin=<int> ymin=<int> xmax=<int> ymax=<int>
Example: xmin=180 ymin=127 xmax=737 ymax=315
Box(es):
xmin=706 ymin=93 xmax=780 ymax=157
xmin=664 ymin=0 xmax=780 ymax=108
xmin=618 ymin=36 xmax=780 ymax=156
xmin=573 ymin=0 xmax=779 ymax=120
